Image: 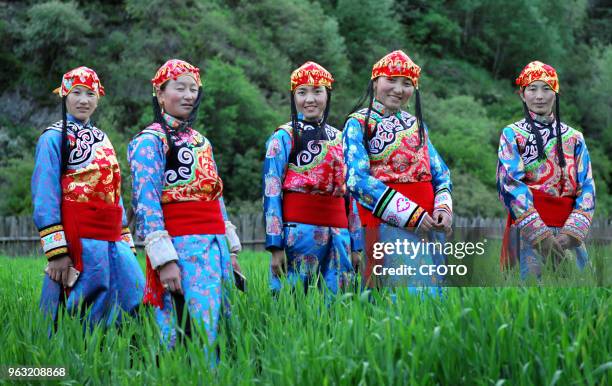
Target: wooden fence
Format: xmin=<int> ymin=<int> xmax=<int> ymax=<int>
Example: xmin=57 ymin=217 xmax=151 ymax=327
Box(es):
xmin=1 ymin=214 xmax=610 ymax=257
xmin=0 ymin=213 xmax=268 ymax=256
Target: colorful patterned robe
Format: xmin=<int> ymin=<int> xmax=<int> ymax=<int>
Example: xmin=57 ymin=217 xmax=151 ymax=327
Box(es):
xmin=342 ymin=100 xmax=453 ymax=288
xmin=496 ymin=115 xmax=595 ymax=277
xmin=263 ymin=119 xmax=363 ymax=293
xmin=128 ymin=113 xmax=234 ymax=348
xmin=32 ymin=114 xmax=144 ymax=325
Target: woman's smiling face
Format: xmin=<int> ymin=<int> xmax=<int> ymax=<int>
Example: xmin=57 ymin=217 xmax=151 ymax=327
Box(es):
xmin=373 ymin=76 xmax=414 ymax=112
xmin=294 ymin=85 xmax=328 ymax=121
xmin=66 ymin=85 xmax=98 ymax=122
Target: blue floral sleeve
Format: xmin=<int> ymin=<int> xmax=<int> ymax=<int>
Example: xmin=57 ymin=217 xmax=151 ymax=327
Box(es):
xmin=561 ymin=133 xmax=595 ymax=242
xmin=127 ymin=133 xmax=167 ymax=240
xmin=31 ymin=130 xmax=70 ymax=260
xmin=32 ymin=131 xmax=63 ymax=230
xmin=348 ymin=197 xmax=363 ymax=251
xmin=262 ymin=129 xmax=291 ymax=250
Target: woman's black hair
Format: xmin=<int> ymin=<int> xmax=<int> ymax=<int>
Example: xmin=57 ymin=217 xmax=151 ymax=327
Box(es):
xmin=346 ymin=79 xmax=374 ymax=119
xmin=554 ymin=93 xmax=565 ymax=167
xmin=320 ymin=90 xmax=332 ymax=130
xmin=413 ymin=88 xmax=425 ymax=149
xmin=522 ymin=100 xmax=546 ymax=161
xmin=343 ymin=80 xmax=375 ymax=153
xmin=289 ymin=87 xmax=332 ymax=160
xmin=290 ymin=90 xmax=300 ymax=157
xmin=364 ymin=82 xmax=375 ymax=153
xmin=60 ymin=96 xmax=69 ymax=175
xmin=151 ymin=86 xmax=173 ymax=153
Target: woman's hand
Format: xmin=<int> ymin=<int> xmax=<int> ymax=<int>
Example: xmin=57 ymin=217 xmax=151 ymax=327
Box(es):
xmin=534 ymin=234 xmax=565 ymax=264
xmin=46 ymin=255 xmax=73 ymax=286
xmin=433 ymin=210 xmax=453 ymax=236
xmin=351 ymin=251 xmax=362 ymax=271
xmin=230 ymin=253 xmax=242 ymax=273
xmin=270 ymin=249 xmax=287 ymax=277
xmin=556 ymin=234 xmax=580 ymax=251
xmin=159 ymin=261 xmax=183 ymax=294
xmin=416 ymin=212 xmax=435 ymax=235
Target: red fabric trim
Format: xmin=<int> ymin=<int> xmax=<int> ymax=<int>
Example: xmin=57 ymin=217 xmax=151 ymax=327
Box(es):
xmin=500 ymin=190 xmax=575 ymax=271
xmin=61 ymin=200 xmax=122 ymax=297
xmin=143 ymin=257 xmax=163 ymax=308
xmin=282 ymin=192 xmax=348 ymax=228
xmin=143 ymin=200 xmax=225 ymax=308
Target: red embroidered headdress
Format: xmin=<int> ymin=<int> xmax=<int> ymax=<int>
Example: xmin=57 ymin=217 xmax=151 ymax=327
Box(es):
xmin=371 ymin=50 xmax=421 ymax=88
xmin=151 ymin=59 xmax=202 ymax=89
xmin=515 ymin=61 xmax=559 ymax=93
xmin=290 ymin=61 xmax=334 ymax=91
xmin=53 ymin=66 xmax=105 ymax=97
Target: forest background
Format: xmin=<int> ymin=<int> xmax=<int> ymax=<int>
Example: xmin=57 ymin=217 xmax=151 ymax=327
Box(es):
xmin=1 ymin=0 xmax=610 ymax=220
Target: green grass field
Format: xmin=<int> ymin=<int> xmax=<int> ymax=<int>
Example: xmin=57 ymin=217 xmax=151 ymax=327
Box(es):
xmin=0 ymin=250 xmax=610 ymax=385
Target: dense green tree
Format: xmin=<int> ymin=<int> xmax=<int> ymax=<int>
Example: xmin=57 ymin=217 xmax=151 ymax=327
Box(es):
xmin=0 ymin=158 xmax=34 ymax=216
xmin=0 ymin=0 xmax=609 ymax=219
xmin=335 ymin=0 xmax=403 ymax=80
xmin=19 ymin=1 xmax=93 ymax=91
xmin=199 ymin=58 xmax=283 ymax=202
xmin=427 ymin=95 xmax=499 ymax=187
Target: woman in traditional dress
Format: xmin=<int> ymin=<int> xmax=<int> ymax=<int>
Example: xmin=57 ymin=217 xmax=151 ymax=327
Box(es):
xmin=497 ymin=60 xmax=595 ymax=278
xmin=342 ymin=50 xmax=453 ymax=290
xmin=128 ymin=59 xmax=242 ymax=349
xmin=32 ymin=66 xmax=144 ymax=325
xmin=263 ymin=61 xmax=363 ymax=294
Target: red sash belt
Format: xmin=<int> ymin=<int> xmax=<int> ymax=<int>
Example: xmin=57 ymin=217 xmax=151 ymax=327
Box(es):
xmin=532 ymin=190 xmax=575 ymax=227
xmin=162 ymin=200 xmax=226 ymax=236
xmin=500 ymin=189 xmax=575 ymax=270
xmin=358 ymin=181 xmax=435 ymax=287
xmin=357 ymin=181 xmax=435 ymax=228
xmin=144 ymin=200 xmax=225 ymax=308
xmin=283 ymin=191 xmax=348 ymax=228
xmin=61 ymin=200 xmax=123 ymax=273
